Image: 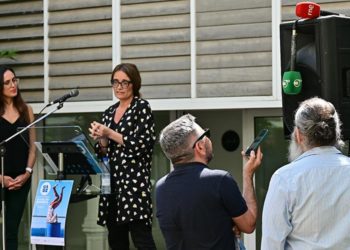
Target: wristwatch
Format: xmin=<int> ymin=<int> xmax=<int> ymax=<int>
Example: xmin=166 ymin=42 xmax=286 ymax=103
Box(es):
xmin=25 ymin=167 xmax=33 ymax=175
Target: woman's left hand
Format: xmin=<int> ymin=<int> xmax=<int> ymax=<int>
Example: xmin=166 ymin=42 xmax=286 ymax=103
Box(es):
xmin=89 ymin=121 xmax=110 ymax=140
xmin=7 ymin=172 xmax=30 ymax=190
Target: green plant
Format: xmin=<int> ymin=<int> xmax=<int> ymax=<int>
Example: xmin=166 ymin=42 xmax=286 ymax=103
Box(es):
xmin=0 ymin=49 xmax=17 ymax=60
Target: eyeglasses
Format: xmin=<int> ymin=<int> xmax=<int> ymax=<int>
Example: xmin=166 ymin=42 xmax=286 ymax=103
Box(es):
xmin=4 ymin=77 xmax=19 ymax=87
xmin=192 ymin=128 xmax=211 ymax=148
xmin=111 ymin=79 xmax=131 ymax=89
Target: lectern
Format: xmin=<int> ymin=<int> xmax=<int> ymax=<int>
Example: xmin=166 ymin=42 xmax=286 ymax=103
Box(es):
xmin=22 ymin=126 xmax=109 ymax=249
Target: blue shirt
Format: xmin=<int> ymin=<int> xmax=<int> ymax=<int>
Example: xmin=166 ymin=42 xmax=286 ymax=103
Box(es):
xmin=156 ymin=162 xmax=247 ymax=250
xmin=262 ymin=146 xmax=350 ymax=250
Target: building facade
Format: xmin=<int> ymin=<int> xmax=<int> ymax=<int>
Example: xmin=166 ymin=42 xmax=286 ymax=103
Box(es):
xmin=1 ymin=0 xmax=349 ymax=249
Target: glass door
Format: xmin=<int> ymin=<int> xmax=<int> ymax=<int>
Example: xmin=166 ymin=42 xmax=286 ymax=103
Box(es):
xmin=253 ymin=116 xmax=289 ymax=250
xmin=242 ymin=108 xmax=289 ymax=250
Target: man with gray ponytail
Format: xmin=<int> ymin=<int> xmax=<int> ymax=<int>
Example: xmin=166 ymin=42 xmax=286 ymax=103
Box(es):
xmin=262 ymin=97 xmax=350 ymax=250
xmin=156 ymin=114 xmax=262 ymax=250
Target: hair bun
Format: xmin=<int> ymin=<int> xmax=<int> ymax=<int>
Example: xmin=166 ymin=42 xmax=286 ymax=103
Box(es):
xmin=314 ymin=120 xmax=333 ymax=140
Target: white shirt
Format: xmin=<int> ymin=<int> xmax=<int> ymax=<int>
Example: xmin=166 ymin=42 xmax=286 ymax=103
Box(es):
xmin=262 ymin=146 xmax=350 ymax=250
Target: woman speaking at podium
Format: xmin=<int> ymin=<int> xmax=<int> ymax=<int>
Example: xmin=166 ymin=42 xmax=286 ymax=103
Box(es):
xmin=89 ymin=63 xmax=157 ymax=250
xmin=0 ymin=65 xmax=36 ymax=250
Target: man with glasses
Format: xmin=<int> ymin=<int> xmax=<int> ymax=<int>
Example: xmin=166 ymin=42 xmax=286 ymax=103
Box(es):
xmin=156 ymin=114 xmax=262 ymax=250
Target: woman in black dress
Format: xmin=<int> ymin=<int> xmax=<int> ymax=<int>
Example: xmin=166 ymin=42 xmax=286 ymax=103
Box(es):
xmin=0 ymin=65 xmax=36 ymax=250
xmin=89 ymin=63 xmax=157 ymax=250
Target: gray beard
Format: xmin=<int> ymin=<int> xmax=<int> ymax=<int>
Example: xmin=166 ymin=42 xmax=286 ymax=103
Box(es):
xmin=288 ymin=134 xmax=304 ymax=162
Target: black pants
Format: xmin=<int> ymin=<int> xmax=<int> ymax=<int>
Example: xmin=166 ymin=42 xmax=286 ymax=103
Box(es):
xmin=0 ymin=179 xmax=31 ymax=250
xmin=107 ymin=220 xmax=157 ymax=250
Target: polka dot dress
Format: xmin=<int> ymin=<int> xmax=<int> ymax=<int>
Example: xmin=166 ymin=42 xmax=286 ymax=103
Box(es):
xmin=96 ymin=97 xmax=156 ymax=227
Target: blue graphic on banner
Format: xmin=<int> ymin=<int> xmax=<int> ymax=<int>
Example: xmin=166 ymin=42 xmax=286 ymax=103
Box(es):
xmin=30 ymin=180 xmax=73 ymax=246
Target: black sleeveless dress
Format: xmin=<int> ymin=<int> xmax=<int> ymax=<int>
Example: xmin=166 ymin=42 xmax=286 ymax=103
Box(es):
xmin=0 ymin=117 xmax=29 ymax=178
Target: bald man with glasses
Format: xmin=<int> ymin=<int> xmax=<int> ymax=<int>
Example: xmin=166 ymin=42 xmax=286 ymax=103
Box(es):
xmin=156 ymin=114 xmax=262 ymax=250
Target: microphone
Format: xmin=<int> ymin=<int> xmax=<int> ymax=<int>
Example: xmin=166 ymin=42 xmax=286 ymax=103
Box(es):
xmin=49 ymin=89 xmax=79 ymax=106
xmin=296 ymin=2 xmax=340 ymax=19
xmin=282 ymin=20 xmax=302 ymax=95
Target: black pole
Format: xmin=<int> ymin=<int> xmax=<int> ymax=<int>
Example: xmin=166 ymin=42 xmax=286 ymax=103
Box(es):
xmin=1 ymin=145 xmax=6 ymax=250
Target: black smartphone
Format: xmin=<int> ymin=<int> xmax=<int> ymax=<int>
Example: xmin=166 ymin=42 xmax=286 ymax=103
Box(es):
xmin=245 ymin=129 xmax=269 ymax=156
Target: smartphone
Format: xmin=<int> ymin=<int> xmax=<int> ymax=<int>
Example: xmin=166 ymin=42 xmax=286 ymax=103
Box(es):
xmin=245 ymin=129 xmax=269 ymax=156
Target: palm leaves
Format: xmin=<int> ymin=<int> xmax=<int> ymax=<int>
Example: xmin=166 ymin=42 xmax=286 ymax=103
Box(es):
xmin=0 ymin=49 xmax=17 ymax=60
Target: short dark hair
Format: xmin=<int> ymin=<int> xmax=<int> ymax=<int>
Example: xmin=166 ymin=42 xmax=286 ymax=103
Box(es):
xmin=111 ymin=63 xmax=141 ymax=97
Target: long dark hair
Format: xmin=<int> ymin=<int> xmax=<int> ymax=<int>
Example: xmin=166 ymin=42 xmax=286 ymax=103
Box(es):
xmin=0 ymin=65 xmax=29 ymax=123
xmin=111 ymin=63 xmax=141 ymax=97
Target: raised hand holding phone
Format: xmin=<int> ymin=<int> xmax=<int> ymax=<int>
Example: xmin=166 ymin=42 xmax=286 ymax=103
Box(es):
xmin=245 ymin=129 xmax=269 ymax=156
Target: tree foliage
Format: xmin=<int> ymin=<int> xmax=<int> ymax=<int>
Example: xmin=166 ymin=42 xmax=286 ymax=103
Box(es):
xmin=0 ymin=49 xmax=17 ymax=60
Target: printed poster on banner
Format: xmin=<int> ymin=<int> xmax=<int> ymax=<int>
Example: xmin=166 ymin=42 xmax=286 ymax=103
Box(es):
xmin=30 ymin=180 xmax=73 ymax=246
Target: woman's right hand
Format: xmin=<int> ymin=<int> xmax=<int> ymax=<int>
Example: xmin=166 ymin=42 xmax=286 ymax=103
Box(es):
xmin=1 ymin=175 xmax=15 ymax=188
xmin=89 ymin=121 xmax=110 ymax=140
xmin=7 ymin=173 xmax=30 ymax=190
xmin=90 ymin=121 xmax=124 ymax=146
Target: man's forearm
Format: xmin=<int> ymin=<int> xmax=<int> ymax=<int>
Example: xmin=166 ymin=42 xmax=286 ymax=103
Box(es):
xmin=242 ymin=171 xmax=258 ymax=224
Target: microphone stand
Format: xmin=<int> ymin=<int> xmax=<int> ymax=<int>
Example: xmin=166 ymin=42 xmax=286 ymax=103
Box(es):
xmin=0 ymin=102 xmax=64 ymax=250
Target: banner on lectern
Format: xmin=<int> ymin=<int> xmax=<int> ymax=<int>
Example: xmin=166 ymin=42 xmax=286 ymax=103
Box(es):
xmin=30 ymin=180 xmax=73 ymax=246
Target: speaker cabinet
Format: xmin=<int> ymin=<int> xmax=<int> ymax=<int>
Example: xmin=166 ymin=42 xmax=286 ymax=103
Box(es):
xmin=280 ymin=16 xmax=350 ymax=139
